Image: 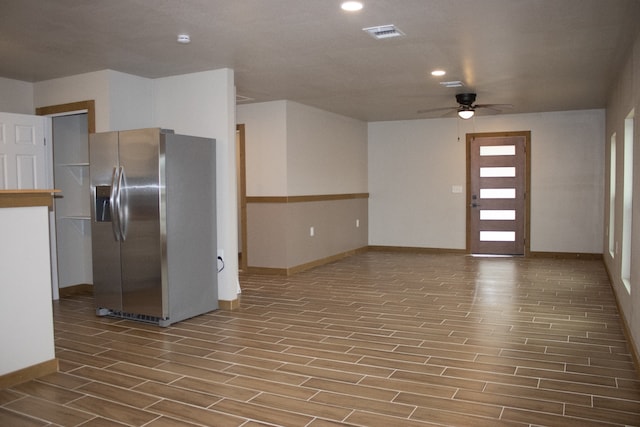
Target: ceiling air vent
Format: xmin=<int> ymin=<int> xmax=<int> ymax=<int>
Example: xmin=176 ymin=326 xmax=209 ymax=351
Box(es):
xmin=439 ymin=81 xmax=465 ymax=88
xmin=363 ymin=24 xmax=405 ymax=40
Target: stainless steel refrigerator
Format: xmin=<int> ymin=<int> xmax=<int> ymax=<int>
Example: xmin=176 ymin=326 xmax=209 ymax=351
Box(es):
xmin=90 ymin=128 xmax=217 ymax=327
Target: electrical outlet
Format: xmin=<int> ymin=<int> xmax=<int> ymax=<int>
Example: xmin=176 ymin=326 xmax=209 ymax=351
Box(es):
xmin=310 ymin=226 xmax=315 ymax=237
xmin=356 ymin=219 xmax=360 ymax=228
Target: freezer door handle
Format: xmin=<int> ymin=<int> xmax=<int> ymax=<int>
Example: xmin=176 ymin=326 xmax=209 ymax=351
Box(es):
xmin=118 ymin=166 xmax=127 ymax=241
xmin=109 ymin=166 xmax=121 ymax=241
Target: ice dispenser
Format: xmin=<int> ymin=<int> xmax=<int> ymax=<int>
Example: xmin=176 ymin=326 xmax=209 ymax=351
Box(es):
xmin=95 ymin=185 xmax=112 ymax=222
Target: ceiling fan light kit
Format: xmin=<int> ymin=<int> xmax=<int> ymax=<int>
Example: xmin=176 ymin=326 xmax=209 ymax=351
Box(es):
xmin=457 ymin=107 xmax=475 ymax=119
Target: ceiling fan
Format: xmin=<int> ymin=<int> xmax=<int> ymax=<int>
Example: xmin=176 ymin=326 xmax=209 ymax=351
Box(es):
xmin=418 ymin=93 xmax=513 ymax=119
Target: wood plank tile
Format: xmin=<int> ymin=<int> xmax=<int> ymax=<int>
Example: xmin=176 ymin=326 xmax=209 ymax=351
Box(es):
xmin=69 ymin=395 xmax=159 ymax=425
xmin=134 ymin=381 xmax=223 ymax=407
xmin=170 ymin=376 xmax=260 ymax=401
xmin=277 ymin=362 xmax=365 ymax=383
xmin=565 ymin=403 xmax=640 ymax=425
xmin=410 ymin=405 xmax=525 ymax=427
xmin=147 ymin=399 xmax=243 ymax=427
xmin=501 ymin=407 xmax=620 ymax=427
xmin=69 ymin=366 xmax=147 ymax=388
xmin=144 ymin=416 xmax=202 ymax=427
xmin=311 ymin=391 xmax=415 ymax=418
xmin=483 ymin=382 xmax=592 ymax=406
xmin=11 ymin=380 xmax=84 ymax=404
xmin=0 ymin=407 xmax=49 ymax=427
xmin=107 ymin=362 xmax=182 ymax=383
xmin=4 ymin=252 xmax=638 ymax=427
xmin=395 ymin=391 xmax=503 ymax=419
xmin=226 ymin=375 xmax=317 ymax=400
xmin=211 ymin=398 xmax=315 ymax=427
xmin=77 ymin=381 xmax=161 ymax=408
xmin=454 ymin=388 xmax=564 ymax=414
xmin=250 ymin=392 xmax=352 ymax=422
xmin=6 ymin=395 xmax=94 ymax=425
xmin=358 ymin=376 xmax=457 ymax=399
xmin=77 ymin=417 xmax=130 ymax=426
xmin=154 ymin=361 xmax=236 ymax=384
xmin=302 ymin=377 xmax=398 ymax=401
xmin=0 ymin=388 xmax=24 ymax=405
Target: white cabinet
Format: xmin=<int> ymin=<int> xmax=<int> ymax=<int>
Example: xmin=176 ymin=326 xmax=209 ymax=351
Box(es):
xmin=53 ymin=114 xmax=92 ymax=288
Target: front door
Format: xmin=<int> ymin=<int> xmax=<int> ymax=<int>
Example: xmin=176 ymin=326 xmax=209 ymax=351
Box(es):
xmin=467 ymin=132 xmax=529 ymax=255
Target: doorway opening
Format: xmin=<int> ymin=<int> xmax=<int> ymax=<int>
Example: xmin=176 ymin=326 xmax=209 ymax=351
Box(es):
xmin=36 ymin=100 xmax=96 ymax=297
xmin=466 ymin=131 xmax=531 ymax=256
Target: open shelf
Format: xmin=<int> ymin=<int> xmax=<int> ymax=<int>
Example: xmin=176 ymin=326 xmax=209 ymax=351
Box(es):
xmin=59 ymin=215 xmax=91 ymax=234
xmin=60 ymin=163 xmax=89 ymax=185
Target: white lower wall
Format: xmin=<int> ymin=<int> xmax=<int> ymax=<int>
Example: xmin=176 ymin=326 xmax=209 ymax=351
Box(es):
xmin=368 ymin=109 xmax=605 ymax=253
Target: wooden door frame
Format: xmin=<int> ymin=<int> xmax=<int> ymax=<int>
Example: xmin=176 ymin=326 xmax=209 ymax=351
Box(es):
xmin=36 ymin=100 xmax=96 ymax=133
xmin=237 ymin=124 xmax=248 ymax=271
xmin=466 ymin=131 xmax=531 ymax=256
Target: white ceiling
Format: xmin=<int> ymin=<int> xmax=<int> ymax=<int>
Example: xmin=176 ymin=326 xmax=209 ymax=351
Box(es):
xmin=2 ymin=0 xmax=639 ymax=121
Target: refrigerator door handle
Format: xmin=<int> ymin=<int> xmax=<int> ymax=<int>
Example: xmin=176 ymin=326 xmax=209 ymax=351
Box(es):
xmin=118 ymin=166 xmax=127 ymax=241
xmin=109 ymin=166 xmax=121 ymax=241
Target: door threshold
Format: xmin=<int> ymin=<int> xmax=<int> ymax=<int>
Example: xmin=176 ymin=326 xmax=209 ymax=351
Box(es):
xmin=468 ymin=254 xmax=523 ymax=258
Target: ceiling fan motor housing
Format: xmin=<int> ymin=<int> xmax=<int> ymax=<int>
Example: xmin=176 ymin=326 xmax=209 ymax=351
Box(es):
xmin=456 ymin=93 xmax=477 ymax=106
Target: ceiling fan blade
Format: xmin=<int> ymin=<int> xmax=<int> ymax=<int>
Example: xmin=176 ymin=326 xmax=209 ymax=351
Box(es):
xmin=417 ymin=106 xmax=457 ymax=114
xmin=475 ymin=103 xmax=514 ymax=110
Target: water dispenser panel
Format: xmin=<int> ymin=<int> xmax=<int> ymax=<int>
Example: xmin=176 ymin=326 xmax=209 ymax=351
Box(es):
xmin=95 ymin=185 xmax=112 ymax=222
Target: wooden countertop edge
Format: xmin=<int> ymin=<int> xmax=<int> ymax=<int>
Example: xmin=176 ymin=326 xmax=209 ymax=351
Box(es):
xmin=0 ymin=189 xmax=61 ymax=209
xmin=0 ymin=189 xmax=61 ymax=194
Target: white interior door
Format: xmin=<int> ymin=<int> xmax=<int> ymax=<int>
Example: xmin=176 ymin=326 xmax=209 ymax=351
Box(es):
xmin=0 ymin=112 xmax=49 ymax=189
xmin=0 ymin=112 xmax=57 ymax=298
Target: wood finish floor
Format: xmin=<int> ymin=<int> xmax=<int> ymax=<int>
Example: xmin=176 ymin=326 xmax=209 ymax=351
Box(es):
xmin=2 ymin=252 xmax=640 ymax=426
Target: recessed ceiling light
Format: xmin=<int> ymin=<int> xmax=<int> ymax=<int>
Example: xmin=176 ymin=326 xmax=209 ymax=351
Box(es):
xmin=177 ymin=34 xmax=191 ymax=44
xmin=341 ymin=1 xmax=363 ymax=11
xmin=431 ymin=69 xmax=446 ymax=77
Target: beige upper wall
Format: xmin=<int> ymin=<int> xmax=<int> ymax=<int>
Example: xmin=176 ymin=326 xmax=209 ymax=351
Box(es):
xmin=286 ymin=101 xmax=368 ymax=196
xmin=33 ymin=70 xmax=154 ymax=132
xmin=368 ymin=109 xmax=605 ymax=253
xmin=237 ymin=100 xmax=368 ymax=197
xmin=236 ymin=101 xmax=288 ymax=196
xmin=0 ymin=77 xmax=33 ymax=114
xmin=30 ymin=68 xmax=239 ymax=301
